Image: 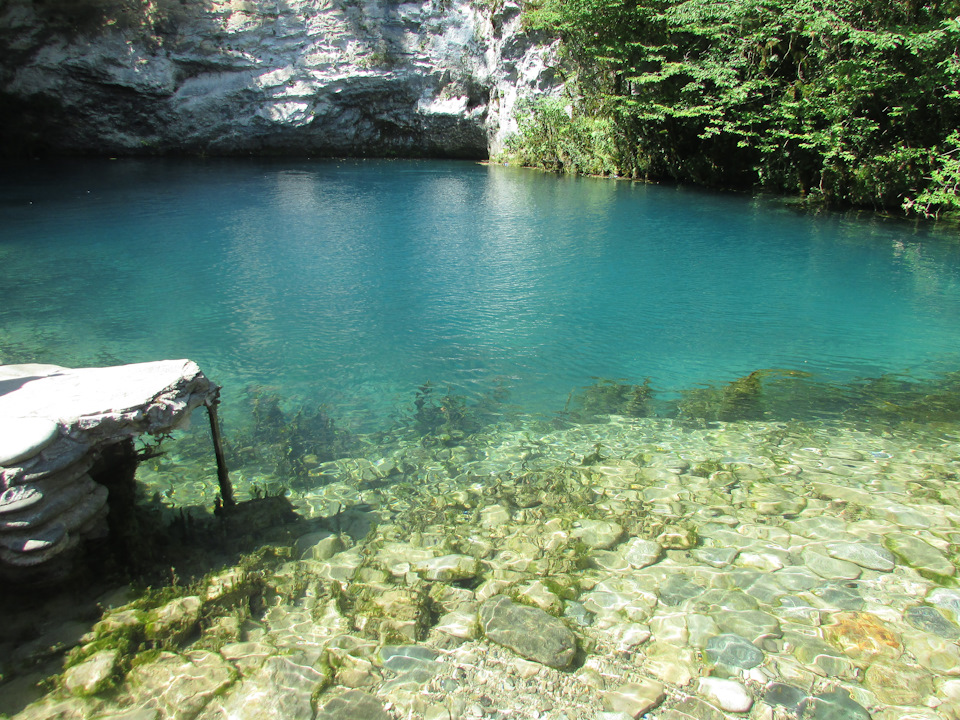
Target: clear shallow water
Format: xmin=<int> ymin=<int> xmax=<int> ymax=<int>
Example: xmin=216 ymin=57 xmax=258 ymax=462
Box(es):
xmin=2 ymin=158 xmax=960 ymax=429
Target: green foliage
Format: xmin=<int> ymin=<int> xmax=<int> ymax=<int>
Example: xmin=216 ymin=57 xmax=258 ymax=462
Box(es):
xmin=904 ymin=131 xmax=960 ymax=218
xmin=504 ymin=97 xmax=622 ymax=175
xmin=511 ymin=0 xmax=960 ymax=214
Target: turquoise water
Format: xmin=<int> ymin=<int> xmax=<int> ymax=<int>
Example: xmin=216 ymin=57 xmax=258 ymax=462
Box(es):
xmin=2 ymin=158 xmax=960 ymax=429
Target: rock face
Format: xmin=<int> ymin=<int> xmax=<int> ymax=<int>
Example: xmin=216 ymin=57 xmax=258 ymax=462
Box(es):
xmin=0 ymin=0 xmax=560 ymax=157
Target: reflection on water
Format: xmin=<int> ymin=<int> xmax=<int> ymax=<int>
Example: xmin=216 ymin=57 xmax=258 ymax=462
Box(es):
xmin=3 ymin=159 xmax=960 ymax=720
xmin=2 ymin=158 xmax=960 ymax=429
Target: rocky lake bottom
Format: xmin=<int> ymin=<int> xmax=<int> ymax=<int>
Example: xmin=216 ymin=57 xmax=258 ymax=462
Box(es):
xmin=2 ymin=412 xmax=960 ymax=720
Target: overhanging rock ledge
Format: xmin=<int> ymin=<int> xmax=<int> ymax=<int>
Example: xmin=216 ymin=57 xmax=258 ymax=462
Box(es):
xmin=0 ymin=359 xmax=221 ymax=584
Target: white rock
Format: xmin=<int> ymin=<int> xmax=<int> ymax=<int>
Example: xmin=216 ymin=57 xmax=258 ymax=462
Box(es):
xmin=698 ymin=677 xmax=753 ymax=713
xmin=0 ymin=416 xmax=59 ymax=466
xmin=622 ymin=538 xmax=662 ymax=568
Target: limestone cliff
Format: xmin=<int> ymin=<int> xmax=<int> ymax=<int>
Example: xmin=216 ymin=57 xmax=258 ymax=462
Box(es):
xmin=0 ymin=0 xmax=560 ymax=157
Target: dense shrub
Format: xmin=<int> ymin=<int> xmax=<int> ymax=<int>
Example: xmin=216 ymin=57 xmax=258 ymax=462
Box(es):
xmin=504 ymin=0 xmax=960 ymax=216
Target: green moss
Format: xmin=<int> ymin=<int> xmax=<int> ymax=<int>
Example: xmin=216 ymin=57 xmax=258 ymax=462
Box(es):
xmin=127 ymin=648 xmax=162 ymax=670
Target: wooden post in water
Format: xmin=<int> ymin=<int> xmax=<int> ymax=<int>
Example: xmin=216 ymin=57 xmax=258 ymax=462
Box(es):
xmin=206 ymin=395 xmax=235 ymax=509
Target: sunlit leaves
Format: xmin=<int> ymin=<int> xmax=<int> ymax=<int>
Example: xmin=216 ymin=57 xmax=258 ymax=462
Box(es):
xmin=508 ymin=0 xmax=960 ymax=215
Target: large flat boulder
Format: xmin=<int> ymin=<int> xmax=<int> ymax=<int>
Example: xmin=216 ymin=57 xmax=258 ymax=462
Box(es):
xmin=0 ymin=360 xmax=218 ymax=577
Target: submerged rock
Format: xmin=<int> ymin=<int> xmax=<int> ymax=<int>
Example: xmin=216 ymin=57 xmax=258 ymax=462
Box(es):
xmin=603 ymin=680 xmax=665 ymax=718
xmin=201 ymin=655 xmax=329 ymax=720
xmin=413 ymin=553 xmax=480 ymax=582
xmin=823 ymin=611 xmax=902 ymax=663
xmin=479 ymin=595 xmax=577 ymax=668
xmin=885 ymin=532 xmax=956 ymax=581
xmin=824 ymin=541 xmax=895 ymax=572
xmin=145 ymin=596 xmax=202 ymax=646
xmin=125 ymin=650 xmax=236 ymax=720
xmin=704 ymin=634 xmax=764 ymax=673
xmin=62 ymin=649 xmax=120 ymax=696
xmin=864 ymin=659 xmax=935 ymax=706
xmin=797 ymin=688 xmax=871 ymax=720
xmin=698 ymin=677 xmax=752 ymax=713
xmin=905 ymin=605 xmax=960 ymax=639
xmin=315 ymin=690 xmax=392 ymax=720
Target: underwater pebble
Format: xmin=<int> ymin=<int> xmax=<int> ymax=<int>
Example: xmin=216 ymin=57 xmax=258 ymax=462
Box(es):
xmin=797 ymin=688 xmax=870 ymax=720
xmin=763 ymin=681 xmax=807 ymax=714
xmin=144 ymin=596 xmax=201 ymax=645
xmin=414 ymin=554 xmax=480 ymax=582
xmin=479 ymin=504 xmax=511 ymax=527
xmin=686 ymin=614 xmax=721 ymax=649
xmin=824 ymin=540 xmax=895 ymax=572
xmin=658 ymin=574 xmax=705 ymax=607
xmin=665 ymin=696 xmax=727 ymax=720
xmin=127 ymin=650 xmax=235 ymax=720
xmin=905 ymin=605 xmax=960 ymax=639
xmin=621 ymin=538 xmax=663 ymax=569
xmin=434 ymin=610 xmax=479 ymax=640
xmin=479 ymin=595 xmax=577 ymax=669
xmin=649 ymin=613 xmax=688 ymax=645
xmin=644 ymin=641 xmax=697 ymax=685
xmin=603 ymin=680 xmax=665 ymax=718
xmin=822 ymin=611 xmax=902 ymax=663
xmin=207 ymin=654 xmax=328 ymax=720
xmin=656 ymin=527 xmax=697 ymax=549
xmin=219 ymin=641 xmax=277 ymax=676
xmin=714 ymin=610 xmax=781 ymax=643
xmin=801 ymin=549 xmax=862 ymax=581
xmin=698 ymin=677 xmax=752 ymax=713
xmin=886 ymin=532 xmax=956 ymax=580
xmin=315 ymin=689 xmax=392 ymax=720
xmin=791 ymin=634 xmax=856 ymax=678
xmin=704 ymin=633 xmax=764 ymax=672
xmin=691 ymin=546 xmax=739 ymax=567
xmin=927 ymin=588 xmax=960 ymax=617
xmin=591 ymin=549 xmax=629 ymax=572
xmin=518 ymin=579 xmax=564 ymax=615
xmin=737 ymin=549 xmax=785 ymax=572
xmin=572 ymin=519 xmax=623 ymax=549
xmin=904 ymin=631 xmax=960 ymax=675
xmin=864 ymin=659 xmax=935 ymax=705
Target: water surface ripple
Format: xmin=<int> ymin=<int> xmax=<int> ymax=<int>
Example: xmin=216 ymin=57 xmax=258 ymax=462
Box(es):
xmin=2 ymin=158 xmax=959 ymax=426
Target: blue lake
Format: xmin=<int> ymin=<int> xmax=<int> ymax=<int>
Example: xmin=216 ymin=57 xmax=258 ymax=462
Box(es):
xmin=2 ymin=158 xmax=960 ymax=430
